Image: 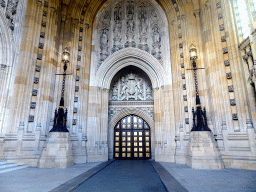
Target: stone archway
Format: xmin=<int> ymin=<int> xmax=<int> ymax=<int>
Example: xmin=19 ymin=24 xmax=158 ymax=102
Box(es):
xmin=86 ymin=0 xmax=176 ymax=163
xmin=108 ymin=107 xmax=155 ymax=159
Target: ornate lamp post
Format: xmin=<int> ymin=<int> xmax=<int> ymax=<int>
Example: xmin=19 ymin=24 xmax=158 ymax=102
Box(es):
xmin=50 ymin=48 xmax=70 ymax=132
xmin=189 ymin=46 xmax=211 ymax=132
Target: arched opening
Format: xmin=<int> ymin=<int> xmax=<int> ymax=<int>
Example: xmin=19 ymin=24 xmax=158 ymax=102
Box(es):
xmin=108 ymin=65 xmax=154 ymax=160
xmin=113 ymin=115 xmax=151 ymax=160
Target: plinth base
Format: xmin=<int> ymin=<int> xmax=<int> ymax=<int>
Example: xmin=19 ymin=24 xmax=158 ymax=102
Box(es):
xmin=186 ymin=131 xmax=224 ymax=170
xmin=37 ymin=132 xmax=74 ymax=168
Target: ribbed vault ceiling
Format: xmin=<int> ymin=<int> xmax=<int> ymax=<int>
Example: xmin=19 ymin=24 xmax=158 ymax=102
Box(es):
xmin=65 ymin=0 xmax=193 ymax=24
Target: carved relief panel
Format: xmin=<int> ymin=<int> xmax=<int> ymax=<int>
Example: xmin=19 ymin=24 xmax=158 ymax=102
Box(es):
xmin=96 ymin=0 xmax=166 ymax=68
xmin=109 ymin=70 xmax=153 ymax=101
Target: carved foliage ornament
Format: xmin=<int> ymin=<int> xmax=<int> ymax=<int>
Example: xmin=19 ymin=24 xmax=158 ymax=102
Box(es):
xmin=109 ymin=71 xmax=153 ymax=101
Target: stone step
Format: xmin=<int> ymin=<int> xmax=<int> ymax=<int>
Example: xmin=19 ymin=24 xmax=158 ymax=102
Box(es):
xmin=0 ymin=163 xmax=19 ymax=170
xmin=0 ymin=161 xmax=8 ymax=165
xmin=0 ymin=165 xmax=29 ymax=174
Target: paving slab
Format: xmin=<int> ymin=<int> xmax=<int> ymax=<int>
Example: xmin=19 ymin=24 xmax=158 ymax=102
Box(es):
xmin=0 ymin=162 xmax=101 ymax=192
xmin=160 ymin=162 xmax=256 ymax=192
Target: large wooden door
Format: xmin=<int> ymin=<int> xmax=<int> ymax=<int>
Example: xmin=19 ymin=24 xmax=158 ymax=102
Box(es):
xmin=114 ymin=115 xmax=151 ymax=160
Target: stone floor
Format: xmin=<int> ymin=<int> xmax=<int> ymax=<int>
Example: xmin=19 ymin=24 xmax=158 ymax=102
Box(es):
xmin=0 ymin=162 xmax=100 ymax=192
xmin=1 ymin=160 xmax=256 ymax=192
xmin=160 ymin=162 xmax=256 ymax=192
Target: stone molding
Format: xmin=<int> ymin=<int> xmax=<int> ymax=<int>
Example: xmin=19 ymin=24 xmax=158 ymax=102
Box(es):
xmin=108 ymin=107 xmax=154 ymax=131
xmin=95 ymin=47 xmax=167 ymax=89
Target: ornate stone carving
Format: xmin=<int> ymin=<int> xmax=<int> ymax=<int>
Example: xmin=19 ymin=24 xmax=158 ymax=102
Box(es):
xmin=138 ymin=2 xmax=149 ymax=52
xmin=228 ymin=85 xmax=234 ymax=92
xmin=183 ymin=95 xmax=187 ymax=101
xmin=37 ymin=53 xmax=42 ymax=60
xmin=181 ymin=63 xmax=184 ymax=68
xmin=185 ymin=118 xmax=189 ymax=124
xmin=112 ymin=3 xmax=123 ymax=53
xmin=216 ymin=2 xmax=221 ymax=9
xmin=222 ymin=47 xmax=228 ymax=54
xmin=179 ymin=43 xmax=183 ymax=48
xmin=35 ymin=65 xmax=41 ymax=72
xmin=41 ymin=21 xmax=46 ymax=27
xmin=98 ymin=11 xmax=111 ymax=67
xmin=73 ymin=108 xmax=78 ymax=113
xmin=180 ymin=53 xmax=184 ymax=58
xmin=183 ymin=84 xmax=186 ymax=90
xmin=80 ymin=27 xmax=83 ymax=32
xmin=28 ymin=115 xmax=34 ymax=122
xmin=219 ymin=24 xmax=224 ymax=31
xmin=74 ymin=97 xmax=78 ymax=102
xmin=34 ymin=77 xmax=39 ymax=84
xmin=124 ymin=0 xmax=136 ymax=48
xmin=232 ymin=113 xmax=238 ymax=120
xmin=175 ymin=6 xmax=179 ymax=12
xmin=230 ymin=99 xmax=236 ymax=106
xmin=109 ymin=71 xmax=153 ymax=101
xmin=30 ymin=102 xmax=36 ymax=109
xmin=5 ymin=0 xmax=19 ymax=31
xmin=178 ymin=33 xmax=182 ymax=38
xmin=75 ymin=86 xmax=79 ymax=92
xmin=79 ymin=36 xmax=82 ymax=41
xmin=178 ymin=24 xmax=181 ymax=29
xmin=44 ymin=1 xmax=48 ymax=7
xmin=226 ymin=72 xmax=232 ymax=79
xmin=76 ymin=65 xmax=81 ymax=70
xmin=151 ymin=24 xmax=161 ymax=60
xmin=78 ymin=46 xmax=82 ymax=51
xmin=96 ymin=0 xmax=165 ymax=67
xmin=43 ymin=10 xmax=47 ymax=17
xmin=224 ymin=60 xmax=230 ymax=66
xmin=39 ymin=43 xmax=44 ymax=49
xmin=77 ymin=55 xmax=81 ymax=61
xmin=40 ymin=32 xmax=45 ymax=38
xmin=184 ymin=106 xmax=188 ymax=112
xmin=218 ymin=13 xmax=223 ymax=19
xmin=181 ymin=73 xmax=185 ymax=79
xmin=108 ymin=106 xmax=154 ymax=122
xmin=221 ymin=35 xmax=226 ymax=42
xmin=72 ymin=119 xmax=77 ymax=125
xmin=32 ymin=89 xmax=38 ymax=96
xmin=76 ymin=76 xmax=80 ymax=81
xmin=0 ymin=0 xmax=6 ymax=7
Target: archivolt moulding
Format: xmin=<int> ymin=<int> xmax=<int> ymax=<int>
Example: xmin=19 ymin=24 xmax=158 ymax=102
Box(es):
xmin=109 ymin=107 xmax=154 ymax=130
xmin=96 ymin=47 xmax=167 ymax=89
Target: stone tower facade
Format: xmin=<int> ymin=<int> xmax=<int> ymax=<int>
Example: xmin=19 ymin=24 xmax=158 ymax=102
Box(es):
xmin=0 ymin=0 xmax=255 ymax=170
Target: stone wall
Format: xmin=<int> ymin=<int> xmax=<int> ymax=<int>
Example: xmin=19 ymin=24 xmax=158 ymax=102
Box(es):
xmin=0 ymin=0 xmax=255 ymax=170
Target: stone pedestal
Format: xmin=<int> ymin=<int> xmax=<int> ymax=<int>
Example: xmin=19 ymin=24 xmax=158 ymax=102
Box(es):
xmin=186 ymin=131 xmax=224 ymax=170
xmin=37 ymin=132 xmax=74 ymax=168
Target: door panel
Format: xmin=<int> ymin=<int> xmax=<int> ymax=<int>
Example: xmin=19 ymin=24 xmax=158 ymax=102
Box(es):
xmin=114 ymin=115 xmax=151 ymax=160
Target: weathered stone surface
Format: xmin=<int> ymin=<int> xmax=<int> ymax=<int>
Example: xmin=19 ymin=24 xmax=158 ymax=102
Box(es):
xmin=37 ymin=132 xmax=74 ymax=169
xmin=186 ymin=131 xmax=224 ymax=170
